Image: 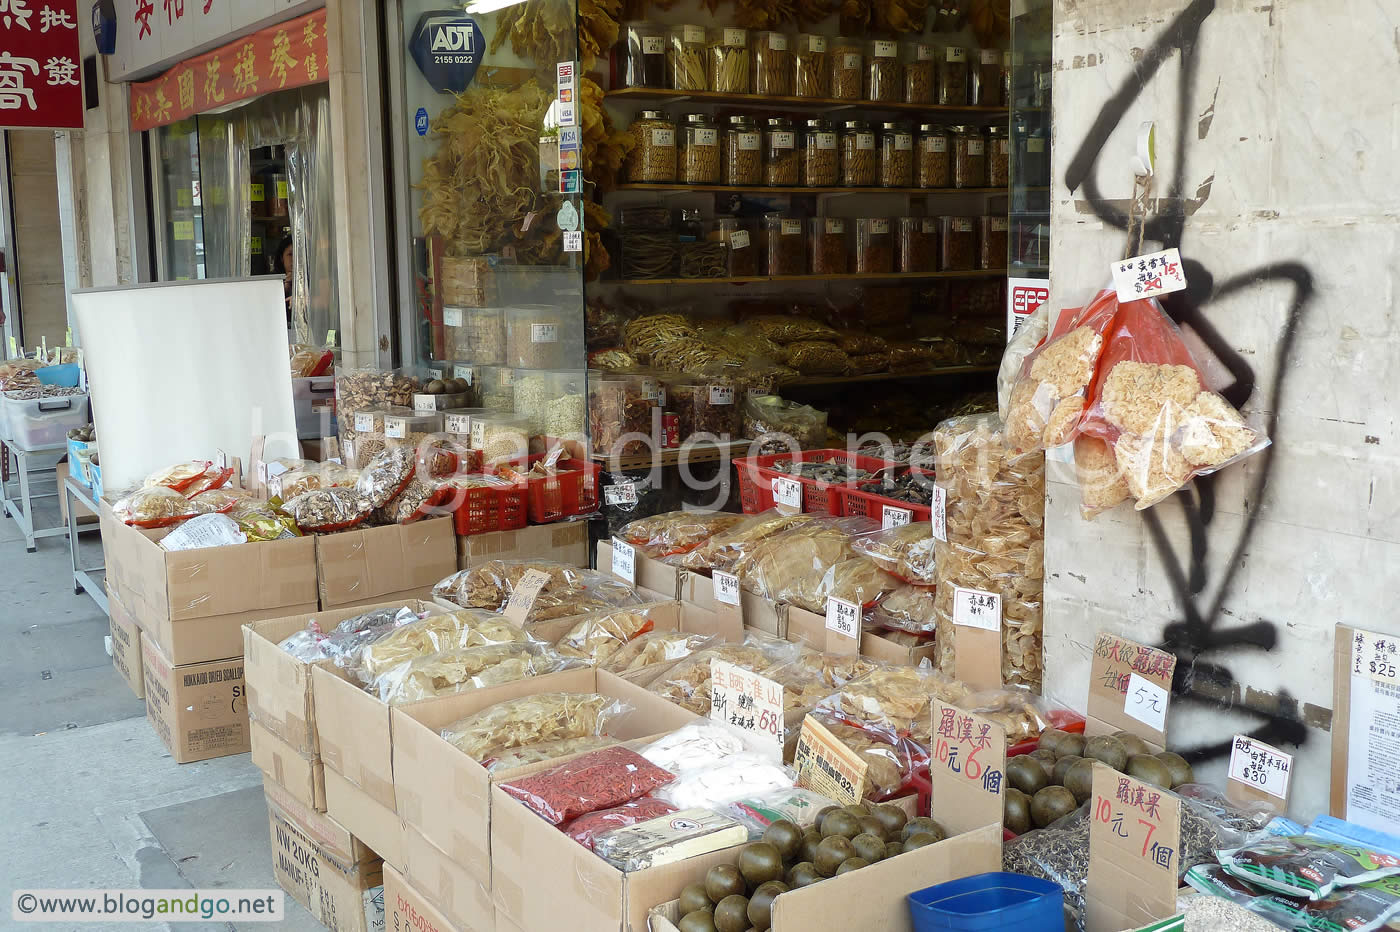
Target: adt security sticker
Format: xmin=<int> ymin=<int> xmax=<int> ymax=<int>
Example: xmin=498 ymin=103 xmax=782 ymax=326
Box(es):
xmin=415 ymin=107 xmax=430 ymax=136
xmin=410 ymin=13 xmax=485 ymax=94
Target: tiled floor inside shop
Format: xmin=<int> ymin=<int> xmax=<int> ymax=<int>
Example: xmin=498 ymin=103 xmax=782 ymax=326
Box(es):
xmin=0 ymin=500 xmax=323 ymax=930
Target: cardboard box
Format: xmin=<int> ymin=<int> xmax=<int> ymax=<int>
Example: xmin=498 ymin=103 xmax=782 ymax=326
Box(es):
xmin=100 ymin=499 xmax=319 ymax=666
xmin=403 ymin=828 xmax=494 ymax=932
xmin=783 ymin=605 xmax=860 ymax=656
xmin=266 ymin=780 xmax=385 ymax=932
xmin=108 ymin=590 xmax=145 ymax=700
xmin=243 ymin=599 xmax=445 ymax=759
xmin=458 ymin=522 xmax=588 ymax=570
xmin=325 ymin=765 xmax=407 ymax=873
xmin=597 ymin=540 xmax=680 ymax=601
xmin=393 ymin=667 xmax=704 ymax=894
xmin=646 ymin=824 xmax=1003 ymax=932
xmin=861 ymin=628 xmax=938 ymax=666
xmin=316 ymin=517 xmax=456 ymax=610
xmin=253 ymin=721 xmax=325 ymax=812
xmin=313 ymin=664 xmax=400 ymax=812
xmin=56 ymin=461 xmax=98 ymax=524
xmin=384 ymin=864 xmax=462 ymax=932
xmin=141 ymin=636 xmax=249 ymax=764
xmin=678 ymin=569 xmax=783 ymax=637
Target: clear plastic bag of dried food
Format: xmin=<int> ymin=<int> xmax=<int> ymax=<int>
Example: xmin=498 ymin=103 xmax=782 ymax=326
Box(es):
xmin=623 ymin=312 xmax=699 ymax=360
xmin=370 ymin=642 xmax=577 ymax=704
xmin=440 ymin=691 xmax=632 ymax=762
xmin=191 ymin=486 xmax=250 ymax=514
xmin=227 ymin=498 xmax=302 ymax=541
xmin=998 ymin=303 xmax=1050 ymax=421
xmin=355 ymin=444 xmax=417 ymax=510
xmin=483 ymin=735 xmax=621 ymax=774
xmin=868 ymin=584 xmax=938 ymax=634
xmin=810 ymin=661 xmax=971 ymax=744
xmin=335 ymin=366 xmax=422 ymax=412
xmin=932 ymin=413 xmax=1045 ymax=691
xmin=431 ymin=560 xmax=644 ymax=622
xmin=640 ymin=721 xmax=748 ymax=775
xmin=354 ymin=609 xmax=531 ymax=684
xmin=543 ymin=606 xmax=663 ymax=666
xmin=500 ymin=745 xmax=676 ymax=824
xmin=742 ymin=394 xmax=828 ymax=452
xmin=673 ymin=510 xmax=826 ymax=573
xmin=279 ymin=606 xmax=421 ymax=667
xmin=748 ymin=315 xmax=840 ymax=344
xmin=1004 ymin=288 xmax=1118 ymax=452
xmin=280 ymin=487 xmax=372 ymax=533
xmin=618 ymin=510 xmax=747 ymax=559
xmin=600 ymin=630 xmax=720 ymax=677
xmin=563 ymin=797 xmax=680 ymax=850
xmin=801 ymin=711 xmax=923 ymax=801
xmin=778 ymin=556 xmax=901 ymax=614
xmin=182 ymin=464 xmax=235 ymax=497
xmin=647 ymin=633 xmax=806 ymax=715
xmin=852 ymin=523 xmax=938 ymax=586
xmin=724 ymin=786 xmax=840 ymax=836
xmin=653 ymin=752 xmax=794 ymax=811
xmin=960 ymin=686 xmax=1062 ymax=747
xmin=734 ymin=514 xmax=879 ymax=598
xmin=1078 ymin=294 xmax=1270 ymax=510
xmin=274 ymin=462 xmax=359 ymax=500
xmin=113 ymin=487 xmax=212 ymax=528
xmin=785 ymin=340 xmax=850 ymax=376
xmin=380 ymin=476 xmax=454 ymax=525
xmin=142 ymin=460 xmax=215 ymax=493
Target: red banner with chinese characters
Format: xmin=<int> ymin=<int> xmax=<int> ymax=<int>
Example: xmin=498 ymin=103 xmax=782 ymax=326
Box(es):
xmin=129 ymin=8 xmax=328 ymax=132
xmin=0 ymin=0 xmax=83 ymax=129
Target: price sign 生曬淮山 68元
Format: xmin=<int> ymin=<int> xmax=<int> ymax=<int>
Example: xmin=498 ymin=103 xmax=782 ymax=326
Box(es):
xmin=0 ymin=0 xmax=82 ymax=129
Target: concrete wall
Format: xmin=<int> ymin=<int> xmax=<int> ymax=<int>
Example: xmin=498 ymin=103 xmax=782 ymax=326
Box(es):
xmin=1045 ymin=0 xmax=1399 ymax=819
xmin=8 ymin=132 xmax=69 ymax=346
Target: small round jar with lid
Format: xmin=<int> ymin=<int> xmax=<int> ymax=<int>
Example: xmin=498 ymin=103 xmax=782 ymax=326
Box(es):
xmin=855 ymin=218 xmax=894 ymax=273
xmin=950 ymin=124 xmax=986 ymax=188
xmin=808 ymin=217 xmax=848 ymax=274
xmin=903 ymin=40 xmax=935 ymax=103
xmin=752 ymin=31 xmax=792 ymax=95
xmin=916 ymin=124 xmax=951 ymax=188
xmin=626 ymin=110 xmax=676 ymax=183
xmin=708 ymin=26 xmax=750 ymax=92
xmin=793 ymin=34 xmax=829 ymax=97
xmin=938 ymin=45 xmax=969 ymax=105
xmin=830 ymin=36 xmax=863 ymax=100
xmin=879 ymin=121 xmax=915 ymax=188
xmin=622 ymin=22 xmax=667 ymax=88
xmin=867 ymin=38 xmax=901 ymax=102
xmin=667 ymin=24 xmax=708 ymax=90
xmin=841 ymin=119 xmax=876 ymax=186
xmin=678 ymin=113 xmax=721 ymax=184
xmin=974 ymin=48 xmax=1004 ymax=105
xmin=724 ymin=116 xmax=762 ymax=185
xmin=763 ymin=117 xmax=799 ymax=186
xmin=986 ymin=125 xmax=1009 ymax=187
xmin=978 ymin=215 xmax=1009 ymax=270
xmin=802 ymin=118 xmax=839 ymax=187
xmin=896 ymin=217 xmax=937 ymax=272
xmin=710 ymin=217 xmax=756 ymax=276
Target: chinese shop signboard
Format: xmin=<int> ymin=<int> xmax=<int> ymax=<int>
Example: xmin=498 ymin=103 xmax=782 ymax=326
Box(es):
xmin=0 ymin=0 xmax=83 ymax=130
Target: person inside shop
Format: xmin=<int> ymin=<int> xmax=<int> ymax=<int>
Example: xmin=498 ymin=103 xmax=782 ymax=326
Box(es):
xmin=272 ymin=235 xmax=294 ymax=323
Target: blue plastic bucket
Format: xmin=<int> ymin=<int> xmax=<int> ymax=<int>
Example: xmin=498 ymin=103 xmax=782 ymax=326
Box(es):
xmin=907 ymin=872 xmax=1063 ymax=931
xmin=36 ymin=364 xmax=81 ymax=387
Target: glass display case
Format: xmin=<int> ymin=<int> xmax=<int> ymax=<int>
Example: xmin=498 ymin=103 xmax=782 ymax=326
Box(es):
xmin=1009 ymin=0 xmax=1052 ymax=277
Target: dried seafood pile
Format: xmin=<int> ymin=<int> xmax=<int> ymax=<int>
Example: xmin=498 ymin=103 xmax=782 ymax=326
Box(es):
xmin=840 ymin=0 xmax=929 ymax=34
xmin=491 ymin=0 xmax=622 ymax=71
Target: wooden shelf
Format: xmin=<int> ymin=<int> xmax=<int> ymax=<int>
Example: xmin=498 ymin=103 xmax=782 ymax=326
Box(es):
xmin=605 ymin=270 xmax=1007 ymax=286
xmin=606 ymin=86 xmax=1008 ymax=117
xmin=591 ymin=438 xmax=750 ymax=470
xmin=612 ymin=183 xmax=1007 ymax=196
xmin=783 ymin=365 xmax=998 ymax=386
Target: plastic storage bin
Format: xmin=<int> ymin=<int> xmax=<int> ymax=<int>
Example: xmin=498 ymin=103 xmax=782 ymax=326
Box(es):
xmin=3 ymin=392 xmax=89 ymax=451
xmin=906 ymin=872 xmax=1063 ymax=931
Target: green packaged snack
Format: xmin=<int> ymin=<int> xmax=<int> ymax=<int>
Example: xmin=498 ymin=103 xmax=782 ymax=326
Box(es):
xmin=1254 ymin=874 xmax=1400 ymax=932
xmin=1218 ymin=836 xmax=1400 ymax=900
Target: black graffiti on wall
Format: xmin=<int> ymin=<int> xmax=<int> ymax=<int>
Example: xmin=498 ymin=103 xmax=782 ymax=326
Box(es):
xmin=1062 ymin=0 xmax=1317 ymax=763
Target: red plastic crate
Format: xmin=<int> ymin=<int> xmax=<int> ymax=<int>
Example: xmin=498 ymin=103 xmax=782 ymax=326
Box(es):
xmin=444 ymin=480 xmax=528 ymax=536
xmin=492 ymin=455 xmax=602 ymax=524
xmin=734 ymin=449 xmax=901 ymax=516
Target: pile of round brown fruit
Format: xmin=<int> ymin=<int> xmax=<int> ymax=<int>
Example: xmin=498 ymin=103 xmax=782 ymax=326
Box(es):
xmin=674 ymin=803 xmax=949 ymax=932
xmin=1003 ymin=728 xmax=1196 ymax=835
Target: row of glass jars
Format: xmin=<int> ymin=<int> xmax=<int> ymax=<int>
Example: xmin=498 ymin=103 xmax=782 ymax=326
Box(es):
xmin=627 ymin=111 xmax=1017 ymax=189
xmin=620 ymin=23 xmax=1008 ymax=106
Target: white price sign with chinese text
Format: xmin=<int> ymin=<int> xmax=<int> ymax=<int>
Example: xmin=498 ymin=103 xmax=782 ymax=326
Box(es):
xmin=931 ymin=486 xmax=947 ymax=541
xmin=611 ymin=538 xmax=636 ymax=584
xmin=1111 ymin=248 xmax=1187 ymax=303
xmin=1228 ymin=735 xmax=1292 ymax=801
xmin=952 ymin=586 xmax=1001 ymax=631
xmin=603 ymin=482 xmax=638 ymax=506
xmin=826 ymin=597 xmax=860 ymax=639
xmin=1124 ymin=672 xmax=1170 ymax=733
xmin=881 ymin=505 xmax=911 ymax=529
xmin=713 ymin=571 xmax=741 ymax=606
xmin=710 ymin=660 xmax=785 ymax=761
xmin=773 ymin=477 xmax=802 ymax=512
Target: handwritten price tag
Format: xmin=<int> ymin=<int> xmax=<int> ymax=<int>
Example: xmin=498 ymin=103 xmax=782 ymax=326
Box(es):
xmin=1228 ymin=736 xmax=1292 ymax=801
xmin=793 ymin=716 xmax=867 ymax=806
xmin=611 ymin=538 xmax=636 ymax=585
xmin=1124 ymin=673 xmax=1169 ymax=733
xmin=713 ymin=570 xmax=741 ymax=606
xmin=931 ymin=486 xmax=947 ymax=542
xmin=952 ymin=586 xmax=1001 ymax=631
xmin=603 ymin=482 xmax=638 ymax=506
xmin=825 ymin=597 xmax=860 ymax=639
xmin=1111 ymin=247 xmax=1187 ymax=303
xmin=1086 ymin=763 xmax=1181 ymax=931
xmin=503 ymin=569 xmax=552 ymax=624
xmin=881 ymin=505 xmax=911 ymax=529
xmin=773 ymin=477 xmax=802 ymax=513
xmin=1353 ymin=628 xmax=1400 ymax=684
xmin=929 ymin=700 xmax=1006 ymax=833
xmin=1088 ymin=632 xmax=1177 ymax=747
xmin=710 ymin=660 xmax=785 ymax=761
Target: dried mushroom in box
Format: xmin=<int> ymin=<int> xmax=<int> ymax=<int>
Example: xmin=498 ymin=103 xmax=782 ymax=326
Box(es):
xmin=932 ymin=413 xmax=1045 ymax=691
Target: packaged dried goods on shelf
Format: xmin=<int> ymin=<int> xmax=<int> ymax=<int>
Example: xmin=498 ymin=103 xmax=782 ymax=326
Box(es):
xmin=974 ymin=48 xmax=1005 ymax=105
xmin=938 ymin=45 xmax=969 ymax=104
xmin=670 ymin=378 xmax=742 ymax=440
xmin=282 ymin=487 xmax=373 ymax=533
xmin=622 ymin=21 xmax=666 ymax=88
xmin=793 ymin=33 xmax=829 ymax=97
xmin=723 ymin=116 xmax=762 ymax=185
xmin=667 ymin=24 xmax=707 ymax=90
xmin=932 ymin=413 xmax=1045 ymax=691
xmin=678 ymin=240 xmax=728 ymax=279
xmin=831 ymin=36 xmax=863 ymax=99
xmin=763 ymin=117 xmax=799 ymax=186
xmin=337 ymin=366 xmax=421 ymax=413
xmin=505 ymin=305 xmax=574 ymax=369
xmin=904 ymin=40 xmax=935 ymax=103
xmin=762 ymin=214 xmax=806 ymax=276
xmin=785 ymin=340 xmax=850 ymax=375
xmin=979 ymin=215 xmax=1009 ymax=270
xmin=951 ymin=124 xmax=987 ymax=188
xmin=879 ymin=122 xmax=915 ymax=188
xmin=841 ymin=120 xmax=876 ymax=187
xmin=442 ymin=305 xmax=506 ymax=365
xmin=709 ymin=217 xmax=757 ymax=276
xmin=588 ymin=370 xmax=655 ymax=458
xmin=808 ymin=217 xmax=848 ymax=274
xmin=678 ymin=113 xmax=721 ymax=184
xmin=938 ymin=215 xmax=976 ymax=270
xmin=621 ymin=230 xmax=677 ymax=280
xmin=625 ymin=110 xmax=677 ymax=183
xmin=987 ymin=124 xmax=1010 ymax=187
xmin=752 ymin=30 xmax=791 ymax=95
xmin=896 ymin=217 xmax=937 ymax=273
xmin=867 ymin=38 xmax=901 ymax=102
xmin=801 ymin=119 xmax=839 ymax=187
xmin=856 ymin=218 xmax=894 ymax=274
xmin=708 ymin=26 xmax=750 ymax=93
xmin=916 ymin=123 xmax=952 ymax=188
